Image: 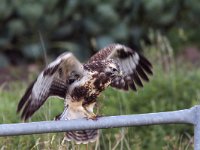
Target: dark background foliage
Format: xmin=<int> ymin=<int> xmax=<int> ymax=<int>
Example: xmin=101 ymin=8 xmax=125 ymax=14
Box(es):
xmin=0 ymin=0 xmax=200 ymax=67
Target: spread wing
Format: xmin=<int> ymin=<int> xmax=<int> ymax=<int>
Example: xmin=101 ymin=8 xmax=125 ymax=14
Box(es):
xmin=17 ymin=52 xmax=83 ymax=120
xmin=88 ymin=43 xmax=153 ymax=91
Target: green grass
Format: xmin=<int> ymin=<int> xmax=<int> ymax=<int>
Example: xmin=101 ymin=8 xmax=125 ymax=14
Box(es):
xmin=0 ymin=64 xmax=199 ymax=150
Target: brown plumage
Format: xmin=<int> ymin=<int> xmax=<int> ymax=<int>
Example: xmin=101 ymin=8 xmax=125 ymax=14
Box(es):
xmin=17 ymin=43 xmax=153 ymax=144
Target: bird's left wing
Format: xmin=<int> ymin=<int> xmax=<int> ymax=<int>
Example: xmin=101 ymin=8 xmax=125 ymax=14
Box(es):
xmin=88 ymin=43 xmax=153 ymax=91
xmin=17 ymin=52 xmax=83 ymax=120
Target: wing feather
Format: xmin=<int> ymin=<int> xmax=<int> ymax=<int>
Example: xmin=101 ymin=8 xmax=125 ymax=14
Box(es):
xmin=88 ymin=43 xmax=153 ymax=91
xmin=132 ymin=72 xmax=143 ymax=87
xmin=17 ymin=52 xmax=83 ymax=120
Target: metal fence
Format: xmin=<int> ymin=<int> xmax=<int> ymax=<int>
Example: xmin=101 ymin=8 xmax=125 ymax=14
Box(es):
xmin=0 ymin=105 xmax=200 ymax=149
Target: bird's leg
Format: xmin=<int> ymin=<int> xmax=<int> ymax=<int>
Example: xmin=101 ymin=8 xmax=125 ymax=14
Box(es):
xmin=82 ymin=102 xmax=97 ymax=120
xmin=83 ymin=107 xmax=97 ymax=120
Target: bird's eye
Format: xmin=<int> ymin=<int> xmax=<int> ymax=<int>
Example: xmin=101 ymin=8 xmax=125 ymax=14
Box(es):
xmin=68 ymin=78 xmax=75 ymax=84
xmin=74 ymin=74 xmax=80 ymax=78
xmin=112 ymin=68 xmax=117 ymax=72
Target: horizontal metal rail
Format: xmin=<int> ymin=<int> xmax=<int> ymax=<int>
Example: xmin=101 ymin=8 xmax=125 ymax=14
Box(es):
xmin=0 ymin=105 xmax=199 ymax=149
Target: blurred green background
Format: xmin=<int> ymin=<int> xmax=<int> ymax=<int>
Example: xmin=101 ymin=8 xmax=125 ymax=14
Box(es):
xmin=0 ymin=0 xmax=200 ymax=66
xmin=0 ymin=0 xmax=200 ymax=149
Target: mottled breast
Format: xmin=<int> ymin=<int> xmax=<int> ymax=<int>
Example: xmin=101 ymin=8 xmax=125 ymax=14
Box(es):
xmin=70 ymin=71 xmax=111 ymax=105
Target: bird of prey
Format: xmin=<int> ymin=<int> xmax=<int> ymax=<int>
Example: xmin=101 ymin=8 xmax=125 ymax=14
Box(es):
xmin=17 ymin=43 xmax=153 ymax=144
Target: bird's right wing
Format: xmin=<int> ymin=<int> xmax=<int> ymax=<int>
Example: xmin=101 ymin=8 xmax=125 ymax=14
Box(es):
xmin=88 ymin=44 xmax=152 ymax=91
xmin=17 ymin=52 xmax=83 ymax=120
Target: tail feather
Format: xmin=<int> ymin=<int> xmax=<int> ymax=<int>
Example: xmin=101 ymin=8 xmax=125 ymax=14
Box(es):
xmin=55 ymin=105 xmax=99 ymax=144
xmin=65 ymin=130 xmax=99 ymax=144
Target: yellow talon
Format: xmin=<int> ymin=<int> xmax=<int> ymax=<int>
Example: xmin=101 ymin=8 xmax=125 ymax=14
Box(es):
xmin=87 ymin=113 xmax=97 ymax=120
xmin=83 ymin=107 xmax=97 ymax=120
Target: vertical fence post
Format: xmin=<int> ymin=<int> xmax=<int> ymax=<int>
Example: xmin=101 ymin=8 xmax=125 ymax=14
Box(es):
xmin=194 ymin=106 xmax=200 ymax=150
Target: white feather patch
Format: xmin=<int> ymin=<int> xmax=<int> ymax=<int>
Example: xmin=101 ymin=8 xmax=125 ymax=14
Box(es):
xmin=132 ymin=53 xmax=139 ymax=65
xmin=32 ymin=72 xmax=53 ymax=102
xmin=50 ymin=53 xmax=72 ymax=68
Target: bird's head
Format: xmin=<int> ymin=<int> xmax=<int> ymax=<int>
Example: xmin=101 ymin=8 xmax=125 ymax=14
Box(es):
xmin=104 ymin=60 xmax=121 ymax=78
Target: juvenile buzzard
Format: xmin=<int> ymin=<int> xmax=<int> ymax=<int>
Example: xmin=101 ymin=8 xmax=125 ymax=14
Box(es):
xmin=17 ymin=43 xmax=153 ymax=144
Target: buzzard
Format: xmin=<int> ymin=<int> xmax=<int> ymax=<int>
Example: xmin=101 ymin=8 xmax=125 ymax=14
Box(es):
xmin=17 ymin=43 xmax=153 ymax=144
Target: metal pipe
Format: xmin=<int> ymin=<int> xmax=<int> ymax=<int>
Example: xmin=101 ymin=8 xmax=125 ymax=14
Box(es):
xmin=0 ymin=106 xmax=197 ymax=136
